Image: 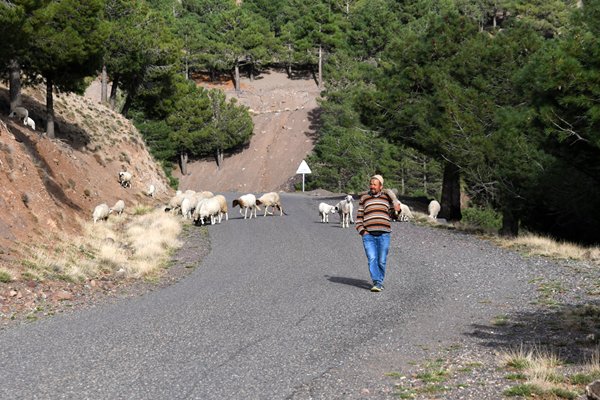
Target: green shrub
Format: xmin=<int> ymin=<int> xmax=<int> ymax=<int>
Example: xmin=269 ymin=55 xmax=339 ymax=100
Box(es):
xmin=461 ymin=207 xmax=502 ymax=231
xmin=0 ymin=269 xmax=12 ymax=283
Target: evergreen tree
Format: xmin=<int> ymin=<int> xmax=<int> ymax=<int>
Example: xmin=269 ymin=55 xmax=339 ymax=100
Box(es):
xmin=24 ymin=0 xmax=108 ymax=137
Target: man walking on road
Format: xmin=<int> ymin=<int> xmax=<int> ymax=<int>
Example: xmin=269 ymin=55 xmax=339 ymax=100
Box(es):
xmin=356 ymin=175 xmax=401 ymax=292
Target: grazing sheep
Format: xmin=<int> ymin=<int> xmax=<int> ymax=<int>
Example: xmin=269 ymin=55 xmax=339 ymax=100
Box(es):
xmin=24 ymin=117 xmax=35 ymax=131
xmin=318 ymin=202 xmax=338 ymax=223
xmin=336 ymin=195 xmax=353 ymax=228
xmin=428 ymin=200 xmax=441 ymax=219
xmin=181 ymin=197 xmax=193 ymax=220
xmin=93 ymin=203 xmax=111 ymax=223
xmin=197 ymin=196 xmax=222 ymax=225
xmin=166 ymin=192 xmax=185 ymax=214
xmin=398 ymin=203 xmax=414 ymax=222
xmin=110 ymin=200 xmax=125 ymax=216
xmin=232 ymin=194 xmax=260 ymax=219
xmin=214 ymin=194 xmax=228 ymax=222
xmin=256 ymin=192 xmax=285 ymax=217
xmin=147 ymin=184 xmax=155 ymax=197
xmin=118 ymin=171 xmax=132 ymax=188
xmin=8 ymin=106 xmax=28 ymax=121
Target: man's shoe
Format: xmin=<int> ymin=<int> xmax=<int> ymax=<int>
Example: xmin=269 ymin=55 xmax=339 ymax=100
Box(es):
xmin=370 ymin=284 xmax=383 ymax=292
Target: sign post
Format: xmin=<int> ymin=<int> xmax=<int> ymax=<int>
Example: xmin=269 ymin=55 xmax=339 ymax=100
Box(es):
xmin=296 ymin=160 xmax=312 ymax=192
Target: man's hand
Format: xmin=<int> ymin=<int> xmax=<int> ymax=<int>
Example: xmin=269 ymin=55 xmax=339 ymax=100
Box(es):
xmin=394 ymin=202 xmax=401 ymax=212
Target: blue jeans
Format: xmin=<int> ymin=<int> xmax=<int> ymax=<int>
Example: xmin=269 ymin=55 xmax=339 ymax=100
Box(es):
xmin=362 ymin=233 xmax=391 ymax=286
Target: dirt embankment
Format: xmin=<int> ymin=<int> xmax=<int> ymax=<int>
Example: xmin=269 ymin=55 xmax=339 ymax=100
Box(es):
xmin=176 ymin=70 xmax=321 ymax=192
xmin=0 ymin=85 xmax=171 ymax=270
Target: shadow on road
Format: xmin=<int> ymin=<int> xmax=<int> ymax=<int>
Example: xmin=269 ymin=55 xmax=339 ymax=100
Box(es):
xmin=326 ymin=275 xmax=372 ymax=290
xmin=466 ymin=300 xmax=600 ymax=365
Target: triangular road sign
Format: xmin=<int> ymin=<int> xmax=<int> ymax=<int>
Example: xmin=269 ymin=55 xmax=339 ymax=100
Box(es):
xmin=296 ymin=160 xmax=312 ymax=174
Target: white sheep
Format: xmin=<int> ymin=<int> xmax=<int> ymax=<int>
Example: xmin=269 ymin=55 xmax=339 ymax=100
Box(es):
xmin=399 ymin=203 xmax=414 ymax=222
xmin=428 ymin=200 xmax=441 ymax=219
xmin=256 ymin=192 xmax=285 ymax=217
xmin=146 ymin=184 xmax=155 ymax=197
xmin=181 ymin=197 xmax=193 ymax=220
xmin=93 ymin=203 xmax=111 ymax=223
xmin=118 ymin=171 xmax=132 ymax=188
xmin=198 ymin=196 xmax=222 ymax=225
xmin=214 ymin=194 xmax=228 ymax=222
xmin=335 ymin=195 xmax=354 ymax=228
xmin=110 ymin=200 xmax=125 ymax=216
xmin=24 ymin=117 xmax=35 ymax=131
xmin=232 ymin=194 xmax=260 ymax=219
xmin=8 ymin=106 xmax=28 ymax=121
xmin=166 ymin=192 xmax=185 ymax=214
xmin=318 ymin=202 xmax=338 ymax=223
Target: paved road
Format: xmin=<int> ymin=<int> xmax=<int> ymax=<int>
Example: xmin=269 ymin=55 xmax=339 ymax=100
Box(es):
xmin=0 ymin=193 xmax=535 ymax=399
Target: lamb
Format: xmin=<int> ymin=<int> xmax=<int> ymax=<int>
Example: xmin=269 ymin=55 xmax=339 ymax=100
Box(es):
xmin=428 ymin=200 xmax=441 ymax=219
xmin=110 ymin=200 xmax=125 ymax=216
xmin=336 ymin=195 xmax=354 ymax=228
xmin=398 ymin=203 xmax=414 ymax=222
xmin=232 ymin=194 xmax=260 ymax=219
xmin=197 ymin=196 xmax=222 ymax=225
xmin=214 ymin=194 xmax=228 ymax=222
xmin=24 ymin=117 xmax=35 ymax=131
xmin=146 ymin=184 xmax=155 ymax=197
xmin=318 ymin=202 xmax=338 ymax=223
xmin=8 ymin=106 xmax=28 ymax=121
xmin=92 ymin=203 xmax=111 ymax=223
xmin=118 ymin=171 xmax=132 ymax=188
xmin=256 ymin=192 xmax=285 ymax=217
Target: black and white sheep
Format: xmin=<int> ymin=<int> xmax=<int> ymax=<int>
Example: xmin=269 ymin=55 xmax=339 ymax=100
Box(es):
xmin=318 ymin=202 xmax=338 ymax=223
xmin=232 ymin=194 xmax=259 ymax=219
xmin=118 ymin=171 xmax=132 ymax=188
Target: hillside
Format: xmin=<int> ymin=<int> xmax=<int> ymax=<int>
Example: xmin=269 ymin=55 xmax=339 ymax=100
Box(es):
xmin=0 ymin=85 xmax=171 ymax=269
xmin=180 ymin=70 xmax=321 ymax=192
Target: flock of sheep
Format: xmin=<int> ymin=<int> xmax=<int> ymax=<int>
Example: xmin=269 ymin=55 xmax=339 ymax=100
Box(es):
xmin=165 ymin=190 xmax=285 ymax=226
xmin=318 ymin=190 xmax=442 ymax=228
xmin=92 ymin=171 xmax=443 ymax=227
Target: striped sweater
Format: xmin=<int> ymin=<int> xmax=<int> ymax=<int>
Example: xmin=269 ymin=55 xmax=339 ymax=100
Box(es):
xmin=355 ymin=191 xmax=394 ymax=235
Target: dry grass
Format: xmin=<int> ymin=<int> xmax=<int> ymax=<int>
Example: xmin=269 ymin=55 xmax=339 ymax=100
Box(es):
xmin=501 ymin=345 xmax=582 ymax=398
xmin=497 ymin=234 xmax=600 ymax=264
xmin=18 ymin=208 xmax=182 ymax=282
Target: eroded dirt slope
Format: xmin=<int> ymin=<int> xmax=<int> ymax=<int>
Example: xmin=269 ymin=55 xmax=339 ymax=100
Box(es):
xmin=176 ymin=70 xmax=321 ymax=192
xmin=0 ymin=85 xmax=171 ymax=269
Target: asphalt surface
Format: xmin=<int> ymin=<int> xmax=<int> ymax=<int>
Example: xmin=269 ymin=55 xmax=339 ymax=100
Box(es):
xmin=0 ymin=193 xmax=536 ymax=399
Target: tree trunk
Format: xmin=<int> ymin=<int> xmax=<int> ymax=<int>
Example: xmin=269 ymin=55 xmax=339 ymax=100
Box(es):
xmin=180 ymin=152 xmax=188 ymax=175
xmin=439 ymin=162 xmax=462 ymax=221
xmin=234 ymin=62 xmax=240 ymax=93
xmin=109 ymin=74 xmax=120 ymax=110
xmin=9 ymin=59 xmax=21 ymax=111
xmin=215 ymin=149 xmax=224 ymax=169
xmin=121 ymin=92 xmax=133 ymax=117
xmin=499 ymin=208 xmax=519 ymax=237
xmin=101 ymin=64 xmax=108 ymax=104
xmin=46 ymin=78 xmax=55 ymax=139
xmin=286 ymin=63 xmax=292 ymax=79
xmin=423 ymin=159 xmax=427 ymax=194
xmin=318 ymin=44 xmax=323 ymax=89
